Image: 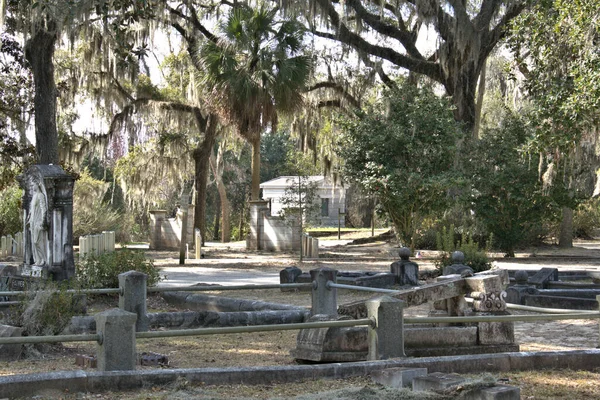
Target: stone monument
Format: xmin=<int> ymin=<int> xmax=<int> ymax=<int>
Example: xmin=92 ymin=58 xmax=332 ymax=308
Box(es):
xmin=390 ymin=247 xmax=419 ymax=286
xmin=18 ymin=165 xmax=75 ymax=281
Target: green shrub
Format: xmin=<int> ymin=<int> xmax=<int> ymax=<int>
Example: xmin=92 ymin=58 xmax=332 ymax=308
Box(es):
xmin=435 ymin=225 xmax=492 ymax=273
xmin=6 ymin=281 xmax=83 ymax=355
xmin=0 ymin=185 xmax=22 ymax=237
xmin=574 ymin=198 xmax=600 ymax=239
xmin=76 ymin=249 xmax=161 ymax=289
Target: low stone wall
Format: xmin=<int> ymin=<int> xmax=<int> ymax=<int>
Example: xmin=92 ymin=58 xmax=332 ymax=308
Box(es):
xmin=247 ymin=200 xmax=301 ymax=251
xmin=149 ymin=207 xmax=194 ymax=251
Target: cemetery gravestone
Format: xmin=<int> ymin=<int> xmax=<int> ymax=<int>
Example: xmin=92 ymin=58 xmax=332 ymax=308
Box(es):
xmin=390 ymin=247 xmax=419 ymax=285
xmin=18 ymin=165 xmax=75 ymax=281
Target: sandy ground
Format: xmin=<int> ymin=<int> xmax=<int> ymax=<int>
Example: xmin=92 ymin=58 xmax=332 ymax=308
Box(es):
xmin=148 ymin=236 xmax=600 ymax=352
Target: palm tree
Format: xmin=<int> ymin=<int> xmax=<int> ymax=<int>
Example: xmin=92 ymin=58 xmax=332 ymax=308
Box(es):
xmin=196 ymin=3 xmax=312 ymax=200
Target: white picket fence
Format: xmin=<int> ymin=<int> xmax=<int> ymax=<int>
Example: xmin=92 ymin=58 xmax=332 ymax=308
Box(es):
xmin=0 ymin=232 xmax=23 ymax=259
xmin=79 ymin=231 xmax=116 ymax=257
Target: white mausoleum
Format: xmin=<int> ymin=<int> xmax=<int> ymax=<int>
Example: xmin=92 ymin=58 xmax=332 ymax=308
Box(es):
xmin=260 ymin=176 xmax=346 ymax=227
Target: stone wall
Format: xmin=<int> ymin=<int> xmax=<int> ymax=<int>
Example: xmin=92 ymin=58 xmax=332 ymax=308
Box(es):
xmin=149 ymin=206 xmax=195 ymax=251
xmin=247 ymin=201 xmax=301 ymax=251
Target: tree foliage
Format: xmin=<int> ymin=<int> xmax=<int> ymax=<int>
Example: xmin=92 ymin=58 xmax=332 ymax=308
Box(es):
xmin=466 ymin=113 xmax=557 ymax=256
xmin=306 ymin=0 xmax=525 ymax=130
xmin=195 ymin=3 xmax=312 ymax=199
xmin=338 ymin=82 xmax=461 ymax=247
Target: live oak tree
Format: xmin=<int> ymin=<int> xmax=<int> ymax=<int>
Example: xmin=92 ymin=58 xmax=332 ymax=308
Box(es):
xmin=305 ymin=0 xmax=526 ymax=132
xmin=508 ymin=0 xmax=600 ymax=247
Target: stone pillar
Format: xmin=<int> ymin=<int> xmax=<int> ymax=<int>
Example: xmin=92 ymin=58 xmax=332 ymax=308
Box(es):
xmin=149 ymin=210 xmax=166 ymax=250
xmin=119 ymin=271 xmax=148 ymax=332
xmin=95 ymin=308 xmax=137 ymax=371
xmin=247 ymin=200 xmax=269 ymax=250
xmin=310 ymin=267 xmax=338 ymax=316
xmin=366 ymin=296 xmax=406 ymax=360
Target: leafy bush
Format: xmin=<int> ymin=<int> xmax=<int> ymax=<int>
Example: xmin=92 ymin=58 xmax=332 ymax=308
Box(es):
xmin=574 ymin=198 xmax=600 ymax=239
xmin=435 ymin=225 xmax=492 ymax=273
xmin=465 ymin=113 xmax=557 ymax=256
xmin=7 ymin=281 xmax=83 ymax=354
xmin=338 ymin=82 xmax=462 ymax=248
xmin=0 ymin=185 xmax=22 ymax=237
xmin=76 ymin=249 xmax=161 ymax=289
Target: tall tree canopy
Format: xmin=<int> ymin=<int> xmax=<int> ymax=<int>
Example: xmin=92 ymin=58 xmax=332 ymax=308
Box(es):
xmin=196 ymin=3 xmax=312 ymax=199
xmin=306 ymin=0 xmax=525 ymax=131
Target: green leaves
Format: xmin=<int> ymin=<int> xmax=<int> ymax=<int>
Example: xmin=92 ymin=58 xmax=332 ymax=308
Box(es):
xmin=338 ymin=81 xmax=461 ymax=247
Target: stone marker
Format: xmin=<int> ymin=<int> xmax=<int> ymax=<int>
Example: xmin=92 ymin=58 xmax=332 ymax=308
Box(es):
xmin=505 ymin=270 xmax=538 ymax=304
xmin=311 ymin=267 xmax=338 ymax=316
xmin=390 ymin=247 xmax=419 ymax=286
xmin=443 ymin=251 xmax=474 ymax=276
xmin=370 ymin=367 xmax=427 ymax=388
xmin=463 ymin=385 xmax=521 ymax=400
xmin=118 ymin=271 xmax=148 ymax=332
xmin=412 ymin=372 xmax=466 ymax=392
xmin=528 ymin=267 xmax=559 ymax=289
xmin=95 ymin=308 xmax=137 ymax=371
xmin=280 ymin=266 xmax=302 ymax=292
xmin=366 ymin=296 xmax=406 ymax=360
xmin=0 ymin=324 xmax=23 ymax=361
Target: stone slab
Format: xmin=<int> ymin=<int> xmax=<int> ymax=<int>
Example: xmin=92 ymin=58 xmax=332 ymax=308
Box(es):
xmin=0 ymin=324 xmax=23 ymax=361
xmin=478 ymin=320 xmax=515 ymax=345
xmin=1 ymin=350 xmax=600 ymax=398
xmin=412 ymin=372 xmax=465 ymax=392
xmin=339 ymin=278 xmax=467 ymax=318
xmin=523 ymin=294 xmax=598 ymax=310
xmin=463 ymin=385 xmax=521 ymax=400
xmin=370 ymin=367 xmax=427 ymax=388
xmin=405 ymin=326 xmax=478 ymax=348
xmin=528 ymin=268 xmax=558 ymax=289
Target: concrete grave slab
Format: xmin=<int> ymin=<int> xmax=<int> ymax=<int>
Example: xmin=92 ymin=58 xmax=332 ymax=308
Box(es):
xmin=412 ymin=372 xmax=466 ymax=391
xmin=370 ymin=367 xmax=427 ymax=388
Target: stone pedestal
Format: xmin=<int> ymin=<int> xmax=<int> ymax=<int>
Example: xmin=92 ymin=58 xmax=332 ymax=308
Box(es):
xmin=18 ymin=165 xmax=75 ymax=281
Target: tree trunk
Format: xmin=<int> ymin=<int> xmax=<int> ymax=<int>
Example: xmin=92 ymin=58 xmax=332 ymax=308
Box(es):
xmin=210 ymin=149 xmax=231 ymax=243
xmin=473 ymin=60 xmax=487 ymax=140
xmin=25 ymin=22 xmax=59 ymax=164
xmin=250 ymin=136 xmax=261 ymax=200
xmin=193 ymin=114 xmax=219 ymax=245
xmin=445 ymin=68 xmax=478 ymax=133
xmin=559 ymin=207 xmax=574 ymax=248
xmin=213 ymin=198 xmax=221 ymax=241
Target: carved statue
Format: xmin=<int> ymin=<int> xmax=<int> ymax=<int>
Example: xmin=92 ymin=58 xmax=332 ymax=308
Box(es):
xmin=27 ymin=178 xmax=48 ymax=266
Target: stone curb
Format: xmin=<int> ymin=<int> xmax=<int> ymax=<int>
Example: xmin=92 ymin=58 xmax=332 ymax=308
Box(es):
xmin=1 ymin=350 xmax=600 ymax=398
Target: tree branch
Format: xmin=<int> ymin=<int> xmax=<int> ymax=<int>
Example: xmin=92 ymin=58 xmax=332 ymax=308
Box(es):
xmin=344 ymin=0 xmax=424 ymax=60
xmin=306 ymin=81 xmax=361 ymax=108
xmin=312 ymin=0 xmax=441 ymax=82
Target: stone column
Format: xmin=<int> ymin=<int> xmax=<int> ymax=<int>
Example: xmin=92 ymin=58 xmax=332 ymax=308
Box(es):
xmin=119 ymin=271 xmax=148 ymax=332
xmin=310 ymin=267 xmax=337 ymax=316
xmin=149 ymin=210 xmax=166 ymax=250
xmin=95 ymin=308 xmax=137 ymax=371
xmin=247 ymin=200 xmax=269 ymax=250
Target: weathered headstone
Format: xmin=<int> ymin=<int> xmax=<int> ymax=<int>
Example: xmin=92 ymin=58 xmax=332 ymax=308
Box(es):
xmin=443 ymin=251 xmax=474 ymax=276
xmin=505 ymin=270 xmax=538 ymax=305
xmin=18 ymin=165 xmax=75 ymax=281
xmin=390 ymin=247 xmax=419 ymax=285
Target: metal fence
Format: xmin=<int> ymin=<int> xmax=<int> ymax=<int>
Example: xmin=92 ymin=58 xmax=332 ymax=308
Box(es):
xmin=1 ymin=269 xmax=599 ymax=372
